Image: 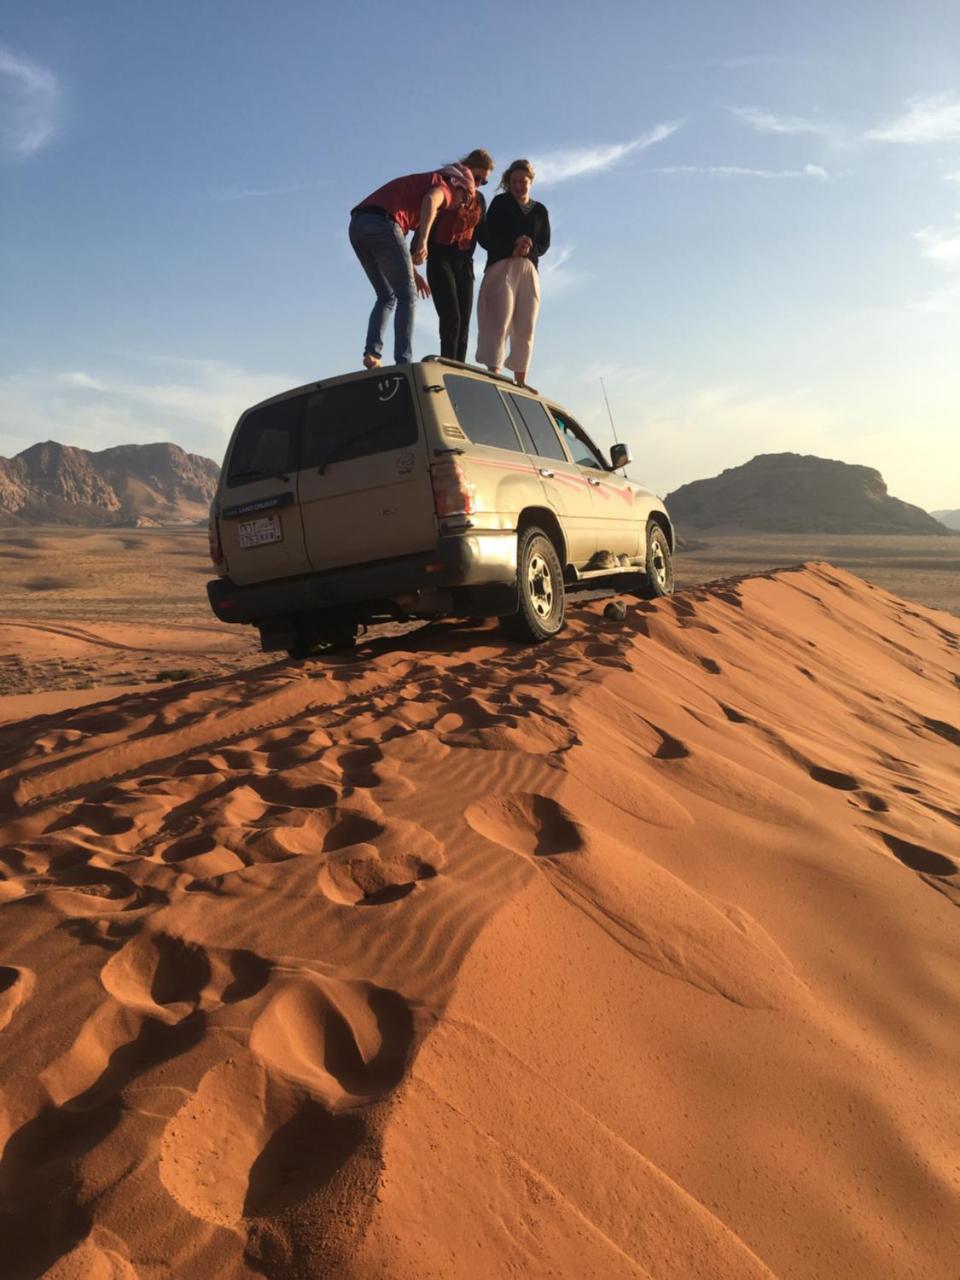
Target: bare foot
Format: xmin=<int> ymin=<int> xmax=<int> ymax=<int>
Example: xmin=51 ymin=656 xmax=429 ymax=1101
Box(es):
xmin=362 ymin=352 xmax=381 ymax=370
xmin=514 ymin=374 xmax=538 ymax=393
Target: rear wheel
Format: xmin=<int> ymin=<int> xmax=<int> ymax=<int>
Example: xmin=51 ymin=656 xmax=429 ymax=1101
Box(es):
xmin=636 ymin=521 xmax=674 ymax=599
xmin=285 ymin=615 xmax=358 ymax=659
xmin=500 ymin=526 xmax=565 ymax=642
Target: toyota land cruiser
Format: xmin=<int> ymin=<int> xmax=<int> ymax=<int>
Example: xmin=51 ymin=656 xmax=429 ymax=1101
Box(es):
xmin=206 ymin=358 xmax=674 ymax=655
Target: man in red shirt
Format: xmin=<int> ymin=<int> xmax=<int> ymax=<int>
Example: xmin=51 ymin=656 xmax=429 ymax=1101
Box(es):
xmin=349 ymin=164 xmax=476 ymax=368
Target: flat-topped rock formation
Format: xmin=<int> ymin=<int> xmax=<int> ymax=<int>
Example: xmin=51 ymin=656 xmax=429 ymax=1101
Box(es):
xmin=665 ymin=452 xmax=950 ymax=534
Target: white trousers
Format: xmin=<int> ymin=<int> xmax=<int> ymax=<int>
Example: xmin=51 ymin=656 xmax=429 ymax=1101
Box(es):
xmin=475 ymin=257 xmax=541 ymax=373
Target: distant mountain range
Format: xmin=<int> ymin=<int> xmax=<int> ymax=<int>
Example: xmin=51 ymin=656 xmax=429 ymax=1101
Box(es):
xmin=664 ymin=453 xmax=951 ymax=535
xmin=0 ymin=440 xmax=952 ymax=537
xmin=0 ymin=441 xmax=219 ymax=526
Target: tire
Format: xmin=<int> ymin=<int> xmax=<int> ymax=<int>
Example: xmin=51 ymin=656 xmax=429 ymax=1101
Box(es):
xmin=636 ymin=521 xmax=674 ymax=599
xmin=500 ymin=527 xmax=566 ymax=642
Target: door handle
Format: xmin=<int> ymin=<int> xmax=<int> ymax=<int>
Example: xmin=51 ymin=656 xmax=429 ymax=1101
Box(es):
xmin=539 ymin=468 xmax=555 ymax=478
xmin=587 ymin=477 xmax=601 ymax=486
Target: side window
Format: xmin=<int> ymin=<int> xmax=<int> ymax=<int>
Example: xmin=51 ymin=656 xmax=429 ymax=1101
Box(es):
xmin=445 ymin=375 xmax=523 ymax=452
xmin=302 ymin=374 xmax=417 ymax=469
xmin=551 ymin=411 xmax=607 ymax=470
xmin=508 ymin=394 xmax=568 ymax=462
xmin=226 ymin=394 xmax=305 ymax=486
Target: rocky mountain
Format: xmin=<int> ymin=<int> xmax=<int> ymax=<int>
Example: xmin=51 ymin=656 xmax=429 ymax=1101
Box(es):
xmin=931 ymin=509 xmax=960 ymax=531
xmin=664 ymin=453 xmax=951 ymax=535
xmin=0 ymin=441 xmax=220 ymax=526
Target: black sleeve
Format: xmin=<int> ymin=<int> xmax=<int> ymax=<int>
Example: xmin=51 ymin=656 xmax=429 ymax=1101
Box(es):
xmin=472 ymin=192 xmax=488 ymax=252
xmin=481 ymin=194 xmax=518 ymax=262
xmin=534 ymin=204 xmax=550 ymax=260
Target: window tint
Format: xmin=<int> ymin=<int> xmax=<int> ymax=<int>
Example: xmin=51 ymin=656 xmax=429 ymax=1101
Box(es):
xmin=302 ymin=373 xmax=417 ymax=470
xmin=508 ymin=394 xmax=567 ymax=462
xmin=227 ymin=394 xmax=305 ymax=487
xmin=551 ymin=411 xmax=606 ymax=470
xmin=445 ymin=375 xmax=523 ymax=452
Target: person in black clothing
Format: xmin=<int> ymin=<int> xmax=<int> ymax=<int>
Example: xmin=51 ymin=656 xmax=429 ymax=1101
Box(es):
xmin=427 ymin=149 xmax=495 ymax=362
xmin=475 ymin=158 xmax=550 ymax=389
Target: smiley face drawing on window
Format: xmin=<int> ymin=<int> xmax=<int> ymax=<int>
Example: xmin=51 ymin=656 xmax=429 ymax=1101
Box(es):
xmin=378 ymin=376 xmax=403 ymax=403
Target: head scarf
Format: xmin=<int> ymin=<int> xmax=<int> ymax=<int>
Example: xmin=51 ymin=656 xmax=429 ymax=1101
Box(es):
xmin=439 ymin=163 xmax=476 ymax=201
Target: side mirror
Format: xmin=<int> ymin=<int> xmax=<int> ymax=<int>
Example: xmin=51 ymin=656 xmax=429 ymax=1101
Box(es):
xmin=610 ymin=442 xmax=631 ymax=469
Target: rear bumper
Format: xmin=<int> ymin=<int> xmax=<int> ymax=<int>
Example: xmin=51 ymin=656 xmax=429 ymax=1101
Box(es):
xmin=207 ymin=530 xmax=518 ymax=624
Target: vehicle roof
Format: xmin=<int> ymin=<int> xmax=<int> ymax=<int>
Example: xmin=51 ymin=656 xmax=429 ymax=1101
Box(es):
xmin=240 ymin=357 xmax=550 ymax=418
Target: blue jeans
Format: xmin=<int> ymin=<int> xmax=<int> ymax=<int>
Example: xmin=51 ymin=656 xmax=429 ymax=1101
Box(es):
xmin=349 ymin=211 xmax=416 ymax=364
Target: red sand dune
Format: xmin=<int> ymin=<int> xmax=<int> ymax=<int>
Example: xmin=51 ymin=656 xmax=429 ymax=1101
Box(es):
xmin=0 ymin=563 xmax=958 ymax=1279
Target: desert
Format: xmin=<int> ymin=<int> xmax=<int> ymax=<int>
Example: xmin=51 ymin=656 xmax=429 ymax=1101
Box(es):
xmin=1 ymin=538 xmax=958 ymax=1277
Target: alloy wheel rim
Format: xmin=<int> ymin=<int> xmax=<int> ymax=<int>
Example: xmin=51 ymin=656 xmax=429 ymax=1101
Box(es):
xmin=651 ymin=538 xmax=668 ymax=587
xmin=527 ymin=553 xmax=554 ymax=618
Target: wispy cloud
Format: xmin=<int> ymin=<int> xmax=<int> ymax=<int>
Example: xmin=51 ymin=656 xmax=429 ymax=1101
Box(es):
xmin=0 ymin=46 xmax=60 ymax=156
xmin=915 ymin=216 xmax=960 ymax=270
xmin=731 ymin=106 xmax=831 ymax=137
xmin=865 ymin=93 xmax=960 ymax=143
xmin=0 ymin=357 xmax=299 ymax=461
xmin=657 ymin=163 xmax=830 ymax=181
xmin=944 ymin=170 xmax=960 ymax=184
xmin=531 ymin=122 xmax=682 ymax=186
xmin=540 ymin=243 xmax=584 ymax=295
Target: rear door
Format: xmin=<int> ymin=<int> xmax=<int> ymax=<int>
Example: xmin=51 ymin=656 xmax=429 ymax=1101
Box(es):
xmin=218 ymin=392 xmax=310 ymax=585
xmin=506 ymin=392 xmax=597 ymax=566
xmin=297 ymin=371 xmax=436 ymax=572
xmin=549 ymin=407 xmax=641 ymax=559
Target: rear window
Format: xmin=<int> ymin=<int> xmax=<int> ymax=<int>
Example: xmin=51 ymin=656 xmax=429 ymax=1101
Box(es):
xmin=302 ymin=373 xmax=417 ymax=470
xmin=226 ymin=394 xmax=306 ymax=487
xmin=445 ymin=375 xmax=523 ymax=452
xmin=508 ymin=394 xmax=568 ymax=462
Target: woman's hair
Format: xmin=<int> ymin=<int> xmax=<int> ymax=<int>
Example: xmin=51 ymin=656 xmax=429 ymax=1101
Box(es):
xmin=499 ymin=158 xmax=535 ymax=191
xmin=460 ymin=148 xmax=494 ymax=172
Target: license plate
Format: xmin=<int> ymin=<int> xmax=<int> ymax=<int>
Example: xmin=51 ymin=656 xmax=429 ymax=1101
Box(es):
xmin=237 ymin=514 xmax=282 ymax=548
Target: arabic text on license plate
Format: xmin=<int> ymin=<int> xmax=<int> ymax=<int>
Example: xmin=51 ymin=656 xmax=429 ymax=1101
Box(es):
xmin=238 ymin=514 xmax=282 ymax=548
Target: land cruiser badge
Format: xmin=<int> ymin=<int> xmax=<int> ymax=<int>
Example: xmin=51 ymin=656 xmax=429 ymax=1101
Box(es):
xmin=397 ymin=448 xmax=415 ymax=474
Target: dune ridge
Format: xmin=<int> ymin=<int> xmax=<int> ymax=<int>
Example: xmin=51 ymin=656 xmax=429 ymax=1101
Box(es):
xmin=0 ymin=563 xmax=958 ymax=1278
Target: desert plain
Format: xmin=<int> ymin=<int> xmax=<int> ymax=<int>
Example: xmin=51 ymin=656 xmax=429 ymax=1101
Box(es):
xmin=0 ymin=528 xmax=958 ymax=1278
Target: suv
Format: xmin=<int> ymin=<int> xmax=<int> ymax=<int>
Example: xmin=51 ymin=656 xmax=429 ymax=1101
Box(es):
xmin=206 ymin=358 xmax=674 ymax=656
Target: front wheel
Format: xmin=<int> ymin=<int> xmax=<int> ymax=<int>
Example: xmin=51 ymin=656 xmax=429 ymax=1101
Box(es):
xmin=500 ymin=527 xmax=566 ymax=642
xmin=636 ymin=521 xmax=674 ymax=599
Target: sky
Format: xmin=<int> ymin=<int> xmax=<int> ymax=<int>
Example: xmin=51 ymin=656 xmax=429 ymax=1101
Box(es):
xmin=1 ymin=0 xmax=959 ymax=511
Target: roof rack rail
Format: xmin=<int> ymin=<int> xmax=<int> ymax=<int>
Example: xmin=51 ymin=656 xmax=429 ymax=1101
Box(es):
xmin=421 ymin=355 xmax=518 ymax=386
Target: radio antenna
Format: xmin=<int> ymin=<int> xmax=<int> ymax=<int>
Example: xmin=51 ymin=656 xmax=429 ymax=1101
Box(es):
xmin=600 ymin=377 xmax=617 ymax=446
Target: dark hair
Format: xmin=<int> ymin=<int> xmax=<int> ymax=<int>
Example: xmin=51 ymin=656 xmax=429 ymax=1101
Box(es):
xmin=499 ymin=158 xmax=535 ymax=191
xmin=461 ymin=148 xmax=494 ymax=171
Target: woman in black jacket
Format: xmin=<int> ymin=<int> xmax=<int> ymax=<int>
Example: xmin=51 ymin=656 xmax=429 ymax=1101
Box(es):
xmin=427 ymin=148 xmax=495 ymax=362
xmin=475 ymin=159 xmax=550 ymax=389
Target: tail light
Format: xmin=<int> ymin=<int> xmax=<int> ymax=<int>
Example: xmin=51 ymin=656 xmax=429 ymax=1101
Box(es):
xmin=208 ymin=504 xmax=226 ymax=573
xmin=430 ymin=458 xmax=476 ymax=517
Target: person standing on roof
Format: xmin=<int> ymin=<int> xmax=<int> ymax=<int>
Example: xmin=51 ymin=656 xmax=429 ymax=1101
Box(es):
xmin=349 ymin=164 xmax=477 ymax=370
xmin=475 ymin=159 xmax=550 ymax=390
xmin=426 ymin=149 xmax=495 ymax=363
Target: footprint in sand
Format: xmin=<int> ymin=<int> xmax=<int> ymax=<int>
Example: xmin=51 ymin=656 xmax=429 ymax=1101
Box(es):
xmin=809 ymin=764 xmax=860 ymax=791
xmin=249 ymin=970 xmax=417 ymax=1108
xmin=465 ymin=793 xmax=585 ymax=860
xmin=158 ymin=1056 xmax=367 ymax=1231
xmin=316 ymin=818 xmax=445 ymax=906
xmin=0 ymin=965 xmax=34 ymax=1032
xmin=870 ymin=830 xmax=958 ymax=877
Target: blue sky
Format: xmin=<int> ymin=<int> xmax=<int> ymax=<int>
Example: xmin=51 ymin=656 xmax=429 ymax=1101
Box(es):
xmin=2 ymin=0 xmax=959 ymax=510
